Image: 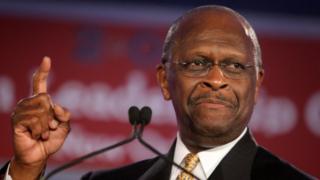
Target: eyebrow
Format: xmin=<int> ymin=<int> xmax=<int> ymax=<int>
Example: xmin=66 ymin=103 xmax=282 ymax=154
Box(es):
xmin=183 ymin=48 xmax=247 ymax=61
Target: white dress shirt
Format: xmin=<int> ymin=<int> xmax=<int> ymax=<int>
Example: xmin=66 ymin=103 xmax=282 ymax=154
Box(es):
xmin=170 ymin=128 xmax=247 ymax=180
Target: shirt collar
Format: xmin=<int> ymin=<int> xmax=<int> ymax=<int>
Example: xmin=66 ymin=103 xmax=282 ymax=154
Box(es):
xmin=173 ymin=128 xmax=247 ymax=178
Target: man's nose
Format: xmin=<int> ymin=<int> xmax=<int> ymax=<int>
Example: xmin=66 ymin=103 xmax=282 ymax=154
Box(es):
xmin=200 ymin=65 xmax=228 ymax=90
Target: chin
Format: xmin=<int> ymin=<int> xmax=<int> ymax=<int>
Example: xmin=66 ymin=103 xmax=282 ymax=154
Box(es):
xmin=191 ymin=116 xmax=234 ymax=138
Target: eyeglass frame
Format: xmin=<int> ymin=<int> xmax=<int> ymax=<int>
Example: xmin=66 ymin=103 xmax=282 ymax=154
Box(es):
xmin=163 ymin=58 xmax=257 ymax=80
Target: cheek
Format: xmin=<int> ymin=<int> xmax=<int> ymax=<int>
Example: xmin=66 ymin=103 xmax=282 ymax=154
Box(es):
xmin=168 ymin=75 xmax=198 ymax=114
xmin=234 ymin=79 xmax=257 ymax=115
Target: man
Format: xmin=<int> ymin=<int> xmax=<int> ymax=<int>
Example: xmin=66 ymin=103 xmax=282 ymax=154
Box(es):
xmin=1 ymin=5 xmax=313 ymax=180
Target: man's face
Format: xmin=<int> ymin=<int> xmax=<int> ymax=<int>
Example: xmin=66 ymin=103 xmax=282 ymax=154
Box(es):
xmin=157 ymin=11 xmax=264 ymax=148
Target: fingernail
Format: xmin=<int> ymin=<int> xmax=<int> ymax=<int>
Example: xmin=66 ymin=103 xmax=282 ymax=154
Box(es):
xmin=41 ymin=131 xmax=49 ymax=140
xmin=34 ymin=134 xmax=41 ymax=140
xmin=50 ymin=119 xmax=59 ymax=129
xmin=53 ymin=104 xmax=62 ymax=113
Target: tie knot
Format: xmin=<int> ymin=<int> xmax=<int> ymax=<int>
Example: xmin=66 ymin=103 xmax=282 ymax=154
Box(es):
xmin=176 ymin=153 xmax=200 ymax=180
xmin=183 ymin=153 xmax=199 ymax=171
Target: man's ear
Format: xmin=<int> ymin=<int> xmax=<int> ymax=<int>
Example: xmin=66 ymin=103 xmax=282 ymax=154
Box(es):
xmin=254 ymin=68 xmax=264 ymax=103
xmin=156 ymin=64 xmax=171 ymax=100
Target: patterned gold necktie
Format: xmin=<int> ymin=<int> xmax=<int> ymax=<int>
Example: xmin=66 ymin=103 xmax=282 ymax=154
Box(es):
xmin=176 ymin=153 xmax=199 ymax=180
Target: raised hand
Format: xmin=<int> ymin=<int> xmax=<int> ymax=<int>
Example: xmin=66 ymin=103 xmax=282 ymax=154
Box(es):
xmin=9 ymin=57 xmax=71 ymax=180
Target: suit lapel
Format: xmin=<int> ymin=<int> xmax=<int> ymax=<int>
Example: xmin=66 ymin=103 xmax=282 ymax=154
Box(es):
xmin=208 ymin=130 xmax=258 ymax=180
xmin=139 ymin=141 xmax=176 ymax=180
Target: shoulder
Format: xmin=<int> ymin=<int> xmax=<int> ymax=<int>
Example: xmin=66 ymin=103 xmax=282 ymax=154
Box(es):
xmin=81 ymin=157 xmax=159 ymax=180
xmin=251 ymin=146 xmax=314 ymax=180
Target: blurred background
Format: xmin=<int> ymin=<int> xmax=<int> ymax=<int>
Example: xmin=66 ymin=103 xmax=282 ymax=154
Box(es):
xmin=0 ymin=0 xmax=319 ymax=179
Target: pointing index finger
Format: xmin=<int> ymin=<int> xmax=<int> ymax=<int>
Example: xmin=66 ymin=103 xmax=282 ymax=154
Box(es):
xmin=33 ymin=57 xmax=51 ymax=95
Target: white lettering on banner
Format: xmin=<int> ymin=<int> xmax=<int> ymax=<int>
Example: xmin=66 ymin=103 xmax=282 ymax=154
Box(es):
xmin=305 ymin=91 xmax=320 ymax=136
xmin=0 ymin=76 xmax=14 ymax=113
xmin=53 ymin=71 xmax=176 ymax=125
xmin=250 ymin=89 xmax=297 ymax=136
xmin=54 ymin=125 xmax=170 ymax=163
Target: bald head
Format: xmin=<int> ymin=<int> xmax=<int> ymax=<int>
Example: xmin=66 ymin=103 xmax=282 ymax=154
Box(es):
xmin=162 ymin=5 xmax=262 ymax=71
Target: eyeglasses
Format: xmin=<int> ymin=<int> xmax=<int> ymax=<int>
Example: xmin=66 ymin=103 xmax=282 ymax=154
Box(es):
xmin=164 ymin=58 xmax=255 ymax=79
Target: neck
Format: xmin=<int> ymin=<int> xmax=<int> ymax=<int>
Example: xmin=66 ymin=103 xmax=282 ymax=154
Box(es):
xmin=179 ymin=127 xmax=247 ymax=153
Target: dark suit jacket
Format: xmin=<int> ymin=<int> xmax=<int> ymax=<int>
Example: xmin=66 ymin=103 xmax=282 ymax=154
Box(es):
xmin=82 ymin=131 xmax=314 ymax=180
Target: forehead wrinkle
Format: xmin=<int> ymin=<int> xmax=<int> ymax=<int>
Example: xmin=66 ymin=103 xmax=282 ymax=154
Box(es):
xmin=183 ymin=48 xmax=247 ymax=61
xmin=181 ymin=30 xmax=248 ymax=49
xmin=173 ymin=30 xmax=250 ymax=61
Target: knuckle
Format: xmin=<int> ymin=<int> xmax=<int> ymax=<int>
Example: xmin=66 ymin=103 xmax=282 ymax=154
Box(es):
xmin=65 ymin=110 xmax=71 ymax=119
xmin=16 ymin=98 xmax=27 ymax=105
xmin=61 ymin=106 xmax=71 ymax=116
xmin=29 ymin=116 xmax=40 ymax=124
xmin=36 ymin=93 xmax=52 ymax=108
xmin=38 ymin=106 xmax=47 ymax=114
xmin=37 ymin=93 xmax=49 ymax=100
xmin=16 ymin=97 xmax=32 ymax=107
xmin=32 ymin=132 xmax=41 ymax=140
xmin=61 ymin=122 xmax=71 ymax=133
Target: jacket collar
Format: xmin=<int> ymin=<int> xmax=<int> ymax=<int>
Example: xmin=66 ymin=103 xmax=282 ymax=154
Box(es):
xmin=208 ymin=130 xmax=258 ymax=180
